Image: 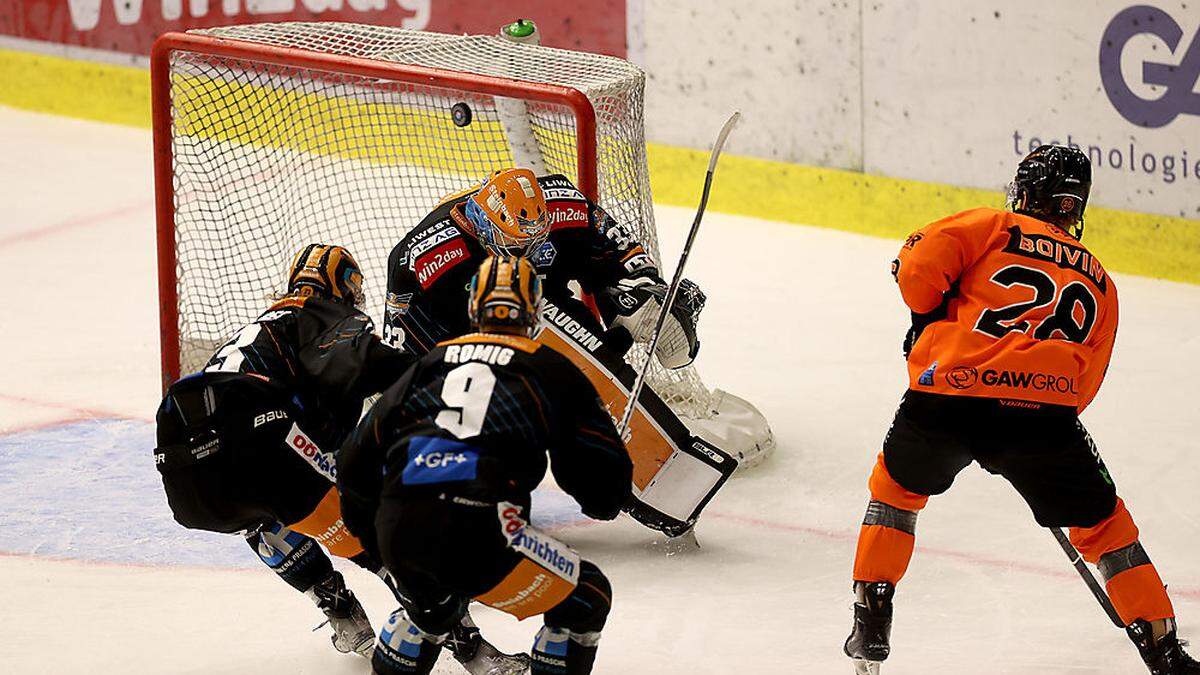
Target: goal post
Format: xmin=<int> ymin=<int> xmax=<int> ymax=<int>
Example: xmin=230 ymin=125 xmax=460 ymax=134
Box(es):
xmin=150 ymin=22 xmax=774 ymax=470
xmin=151 ymin=30 xmax=598 ymax=387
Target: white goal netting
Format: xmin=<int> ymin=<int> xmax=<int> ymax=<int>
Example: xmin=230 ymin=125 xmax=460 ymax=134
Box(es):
xmin=158 ymin=22 xmax=773 ymax=467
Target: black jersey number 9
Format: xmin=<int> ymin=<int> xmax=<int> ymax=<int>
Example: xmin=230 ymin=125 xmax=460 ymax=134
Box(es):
xmin=974 ymin=265 xmax=1098 ymax=344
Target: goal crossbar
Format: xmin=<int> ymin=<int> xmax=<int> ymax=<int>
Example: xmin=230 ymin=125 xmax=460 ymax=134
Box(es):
xmin=150 ymin=31 xmax=599 ymax=389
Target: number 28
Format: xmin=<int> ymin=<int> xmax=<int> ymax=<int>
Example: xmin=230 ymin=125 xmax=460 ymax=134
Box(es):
xmin=974 ymin=265 xmax=1099 ymax=344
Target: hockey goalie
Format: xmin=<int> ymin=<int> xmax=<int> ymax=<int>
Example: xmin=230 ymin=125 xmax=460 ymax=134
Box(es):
xmin=382 ymin=168 xmax=737 ymax=536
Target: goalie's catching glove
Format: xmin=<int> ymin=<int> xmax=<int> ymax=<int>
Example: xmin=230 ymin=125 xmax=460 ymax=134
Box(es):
xmin=598 ymin=277 xmax=706 ymax=369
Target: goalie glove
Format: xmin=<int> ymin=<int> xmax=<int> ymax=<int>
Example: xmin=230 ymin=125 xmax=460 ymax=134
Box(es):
xmin=599 ymin=277 xmax=706 ymax=369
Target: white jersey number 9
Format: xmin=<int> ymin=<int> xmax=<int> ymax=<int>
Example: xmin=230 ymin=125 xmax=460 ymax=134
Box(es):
xmin=435 ymin=362 xmax=496 ymax=439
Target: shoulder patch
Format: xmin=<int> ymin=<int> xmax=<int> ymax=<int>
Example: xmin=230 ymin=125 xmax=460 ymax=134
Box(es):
xmin=546 ymin=200 xmax=589 ymax=231
xmin=537 ymin=174 xmax=579 ymax=193
xmin=386 ymin=291 xmax=414 ymax=315
xmin=414 ymin=238 xmax=471 ymax=289
xmin=396 ymin=209 xmax=462 ymax=269
xmin=540 ymin=174 xmax=586 ymax=203
xmin=531 ymin=241 xmax=558 ymax=267
xmin=405 ymin=220 xmax=462 ymax=269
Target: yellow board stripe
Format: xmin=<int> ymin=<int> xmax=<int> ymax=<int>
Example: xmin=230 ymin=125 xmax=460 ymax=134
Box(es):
xmin=647 ymin=144 xmax=1200 ymax=286
xmin=0 ymin=48 xmax=150 ymax=128
xmin=4 ymin=46 xmax=1198 ymax=286
xmin=169 ymin=69 xmax=506 ymax=175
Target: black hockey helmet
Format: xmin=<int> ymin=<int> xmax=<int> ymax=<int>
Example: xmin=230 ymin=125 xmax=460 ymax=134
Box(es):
xmin=467 ymin=255 xmax=542 ymax=337
xmin=1007 ymin=145 xmax=1092 ymax=239
xmin=286 ymin=244 xmax=365 ymax=307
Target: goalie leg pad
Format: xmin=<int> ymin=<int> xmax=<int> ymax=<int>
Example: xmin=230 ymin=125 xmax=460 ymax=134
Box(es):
xmin=536 ymin=300 xmax=736 ymax=535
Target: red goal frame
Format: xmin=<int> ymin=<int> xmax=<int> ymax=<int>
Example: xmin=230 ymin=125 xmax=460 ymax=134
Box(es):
xmin=150 ymin=31 xmax=599 ymax=391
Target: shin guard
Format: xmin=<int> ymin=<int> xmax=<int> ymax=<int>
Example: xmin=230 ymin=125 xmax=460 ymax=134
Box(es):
xmin=1071 ymin=499 xmax=1175 ymax=624
xmin=246 ymin=522 xmax=333 ymax=593
xmin=531 ymin=626 xmax=601 ymax=675
xmin=853 ymin=454 xmax=929 ymax=585
xmin=373 ymin=609 xmax=445 ymax=675
xmin=533 ymin=562 xmax=611 ymax=674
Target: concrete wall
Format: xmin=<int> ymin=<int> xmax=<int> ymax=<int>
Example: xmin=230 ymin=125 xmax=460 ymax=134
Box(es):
xmin=638 ymin=1 xmax=863 ymax=169
xmin=633 ymin=0 xmax=1200 ymax=219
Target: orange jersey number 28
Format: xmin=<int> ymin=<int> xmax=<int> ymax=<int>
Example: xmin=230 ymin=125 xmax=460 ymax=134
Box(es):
xmin=895 ymin=207 xmax=1118 ymax=412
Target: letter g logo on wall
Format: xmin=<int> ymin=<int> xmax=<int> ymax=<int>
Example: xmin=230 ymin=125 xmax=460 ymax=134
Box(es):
xmin=1099 ymin=5 xmax=1200 ymax=128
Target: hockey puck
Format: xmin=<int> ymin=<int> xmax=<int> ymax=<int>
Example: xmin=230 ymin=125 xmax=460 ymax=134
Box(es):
xmin=451 ymin=102 xmax=472 ymax=127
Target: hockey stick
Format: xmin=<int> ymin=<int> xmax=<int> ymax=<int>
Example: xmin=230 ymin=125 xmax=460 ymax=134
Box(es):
xmin=1050 ymin=526 xmax=1126 ymax=628
xmin=617 ymin=111 xmax=741 ymax=438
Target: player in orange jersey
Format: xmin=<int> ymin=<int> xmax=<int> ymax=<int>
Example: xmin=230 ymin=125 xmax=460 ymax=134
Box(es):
xmin=844 ymin=145 xmax=1199 ymax=675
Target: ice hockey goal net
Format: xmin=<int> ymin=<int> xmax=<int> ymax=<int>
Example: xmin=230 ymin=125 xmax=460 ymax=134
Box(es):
xmin=151 ymin=22 xmax=773 ymax=468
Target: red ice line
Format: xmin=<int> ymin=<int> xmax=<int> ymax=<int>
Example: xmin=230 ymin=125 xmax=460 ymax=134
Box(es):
xmin=6 ymin=511 xmax=1200 ymax=605
xmin=2 ymin=409 xmax=1197 ymax=604
xmin=0 ymin=392 xmax=150 ymax=438
xmin=0 ymin=392 xmax=148 ymax=421
xmin=0 ymin=201 xmax=152 ymax=250
xmin=704 ymin=511 xmax=1200 ymax=601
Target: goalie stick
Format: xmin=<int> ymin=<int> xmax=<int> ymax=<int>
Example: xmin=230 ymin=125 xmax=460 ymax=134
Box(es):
xmin=1050 ymin=526 xmax=1126 ymax=628
xmin=617 ymin=111 xmax=741 ymax=437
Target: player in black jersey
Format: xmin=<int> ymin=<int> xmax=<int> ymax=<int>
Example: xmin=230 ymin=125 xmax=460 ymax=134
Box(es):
xmin=383 ymin=167 xmax=705 ymax=370
xmin=339 ymin=256 xmax=633 ymax=675
xmin=154 ymin=245 xmax=525 ymax=672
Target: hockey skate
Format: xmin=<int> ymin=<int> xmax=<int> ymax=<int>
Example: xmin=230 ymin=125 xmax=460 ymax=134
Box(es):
xmin=844 ymin=582 xmax=894 ymax=675
xmin=307 ymin=571 xmax=376 ymax=657
xmin=448 ymin=620 xmax=531 ymax=675
xmin=1128 ymin=619 xmax=1200 ymax=674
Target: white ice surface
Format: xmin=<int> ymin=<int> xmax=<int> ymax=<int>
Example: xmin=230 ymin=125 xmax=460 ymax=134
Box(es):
xmin=2 ymin=107 xmax=1200 ymax=674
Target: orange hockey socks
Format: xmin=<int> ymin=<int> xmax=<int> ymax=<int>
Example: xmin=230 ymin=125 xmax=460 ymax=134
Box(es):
xmin=852 ymin=453 xmax=930 ymax=585
xmin=1070 ymin=498 xmax=1175 ymax=624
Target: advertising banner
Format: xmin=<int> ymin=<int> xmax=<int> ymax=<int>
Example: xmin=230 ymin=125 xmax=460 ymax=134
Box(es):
xmin=0 ymin=0 xmax=627 ymax=58
xmin=864 ymin=1 xmax=1199 ymax=218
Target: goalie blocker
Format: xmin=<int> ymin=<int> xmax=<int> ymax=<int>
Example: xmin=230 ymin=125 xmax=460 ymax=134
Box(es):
xmin=537 ymin=299 xmax=738 ymax=536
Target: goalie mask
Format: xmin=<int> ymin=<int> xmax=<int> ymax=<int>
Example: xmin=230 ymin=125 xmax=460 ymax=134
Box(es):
xmin=1007 ymin=144 xmax=1091 ymax=240
xmin=468 ymin=255 xmax=542 ymax=337
xmin=463 ymin=168 xmax=551 ymax=256
xmin=286 ymin=244 xmax=365 ymax=307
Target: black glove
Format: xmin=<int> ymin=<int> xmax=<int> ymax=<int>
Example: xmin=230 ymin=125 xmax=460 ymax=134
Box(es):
xmin=903 ymin=310 xmax=941 ymax=357
xmin=902 ymin=282 xmax=958 ymax=357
